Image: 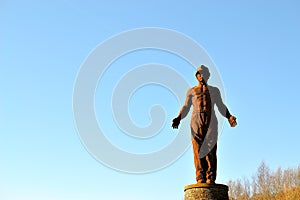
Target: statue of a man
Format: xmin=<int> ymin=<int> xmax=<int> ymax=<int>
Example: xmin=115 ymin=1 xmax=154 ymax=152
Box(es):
xmin=172 ymin=65 xmax=237 ymax=184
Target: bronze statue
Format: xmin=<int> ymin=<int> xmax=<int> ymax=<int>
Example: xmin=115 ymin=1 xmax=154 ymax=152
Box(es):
xmin=172 ymin=65 xmax=237 ymax=184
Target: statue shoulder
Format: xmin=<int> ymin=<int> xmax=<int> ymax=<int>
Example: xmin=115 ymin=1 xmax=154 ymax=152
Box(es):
xmin=186 ymin=87 xmax=196 ymax=95
xmin=208 ymin=85 xmax=220 ymax=93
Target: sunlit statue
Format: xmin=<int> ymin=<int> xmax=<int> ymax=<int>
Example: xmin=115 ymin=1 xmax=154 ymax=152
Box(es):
xmin=172 ymin=65 xmax=237 ymax=184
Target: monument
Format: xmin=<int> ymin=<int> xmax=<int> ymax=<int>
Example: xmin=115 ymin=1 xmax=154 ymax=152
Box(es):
xmin=184 ymin=183 xmax=229 ymax=200
xmin=172 ymin=65 xmax=237 ymax=199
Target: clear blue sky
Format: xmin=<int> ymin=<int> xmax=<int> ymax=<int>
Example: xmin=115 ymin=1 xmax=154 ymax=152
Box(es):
xmin=1 ymin=0 xmax=300 ymax=199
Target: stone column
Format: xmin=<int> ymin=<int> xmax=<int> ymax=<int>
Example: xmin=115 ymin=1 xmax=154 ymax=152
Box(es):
xmin=184 ymin=183 xmax=229 ymax=200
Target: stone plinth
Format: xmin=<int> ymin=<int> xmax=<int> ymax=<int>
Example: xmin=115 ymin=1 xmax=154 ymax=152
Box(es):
xmin=184 ymin=183 xmax=229 ymax=200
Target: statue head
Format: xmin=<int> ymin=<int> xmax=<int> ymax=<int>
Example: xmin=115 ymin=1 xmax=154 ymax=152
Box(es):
xmin=195 ymin=65 xmax=210 ymax=83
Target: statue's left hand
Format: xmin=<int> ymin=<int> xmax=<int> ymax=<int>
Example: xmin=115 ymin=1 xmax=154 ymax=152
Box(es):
xmin=228 ymin=116 xmax=237 ymax=127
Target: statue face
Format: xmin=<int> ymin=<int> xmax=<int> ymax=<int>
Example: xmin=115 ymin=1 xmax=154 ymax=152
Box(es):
xmin=196 ymin=73 xmax=210 ymax=83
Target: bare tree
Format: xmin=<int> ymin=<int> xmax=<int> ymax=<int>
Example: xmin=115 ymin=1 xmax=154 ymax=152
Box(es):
xmin=228 ymin=161 xmax=300 ymax=200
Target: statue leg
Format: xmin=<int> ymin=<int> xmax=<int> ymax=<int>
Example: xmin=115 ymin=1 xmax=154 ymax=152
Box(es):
xmin=206 ymin=144 xmax=217 ymax=182
xmin=203 ymin=116 xmax=218 ymax=183
xmin=191 ymin=137 xmax=207 ymax=183
xmin=191 ymin=121 xmax=208 ymax=183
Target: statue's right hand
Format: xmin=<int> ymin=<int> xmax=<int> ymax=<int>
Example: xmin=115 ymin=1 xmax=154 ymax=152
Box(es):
xmin=172 ymin=117 xmax=181 ymax=129
xmin=228 ymin=115 xmax=237 ymax=127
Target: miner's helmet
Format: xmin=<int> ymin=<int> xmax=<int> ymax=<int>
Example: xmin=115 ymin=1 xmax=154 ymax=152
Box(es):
xmin=195 ymin=65 xmax=210 ymax=79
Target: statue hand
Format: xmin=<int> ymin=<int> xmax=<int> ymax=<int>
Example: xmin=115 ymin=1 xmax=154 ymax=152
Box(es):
xmin=172 ymin=117 xmax=181 ymax=129
xmin=228 ymin=116 xmax=237 ymax=127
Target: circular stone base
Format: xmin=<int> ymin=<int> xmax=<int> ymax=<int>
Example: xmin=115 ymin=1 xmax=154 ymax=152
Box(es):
xmin=184 ymin=183 xmax=229 ymax=200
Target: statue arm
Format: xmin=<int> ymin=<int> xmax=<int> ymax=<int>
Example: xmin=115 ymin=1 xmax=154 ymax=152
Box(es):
xmin=177 ymin=88 xmax=193 ymax=120
xmin=214 ymin=87 xmax=232 ymax=119
xmin=214 ymin=87 xmax=237 ymax=127
xmin=172 ymin=88 xmax=192 ymax=129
